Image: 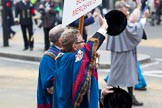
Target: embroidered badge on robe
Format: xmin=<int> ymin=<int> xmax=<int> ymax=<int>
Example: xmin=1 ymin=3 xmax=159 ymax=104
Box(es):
xmin=75 ymin=50 xmax=83 ymax=62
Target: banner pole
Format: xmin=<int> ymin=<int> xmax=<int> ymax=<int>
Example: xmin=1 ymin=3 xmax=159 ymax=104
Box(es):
xmin=78 ymin=16 xmax=84 ymax=36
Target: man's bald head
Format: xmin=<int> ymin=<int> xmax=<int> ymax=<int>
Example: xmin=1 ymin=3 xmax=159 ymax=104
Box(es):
xmin=49 ymin=24 xmax=65 ymax=44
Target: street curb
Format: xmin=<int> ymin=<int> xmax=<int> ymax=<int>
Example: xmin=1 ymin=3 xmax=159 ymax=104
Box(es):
xmin=0 ymin=52 xmax=41 ymax=62
xmin=0 ymin=50 xmax=151 ymax=69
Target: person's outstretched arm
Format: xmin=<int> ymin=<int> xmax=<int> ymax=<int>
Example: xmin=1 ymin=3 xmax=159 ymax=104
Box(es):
xmin=92 ymin=15 xmax=108 ymax=49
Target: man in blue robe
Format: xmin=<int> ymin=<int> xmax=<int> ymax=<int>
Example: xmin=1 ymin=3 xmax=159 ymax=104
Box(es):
xmin=53 ymin=15 xmax=108 ymax=108
xmin=37 ymin=24 xmax=65 ymax=108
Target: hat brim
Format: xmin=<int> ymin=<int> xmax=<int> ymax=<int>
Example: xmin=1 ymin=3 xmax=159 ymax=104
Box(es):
xmin=103 ymin=87 xmax=132 ymax=108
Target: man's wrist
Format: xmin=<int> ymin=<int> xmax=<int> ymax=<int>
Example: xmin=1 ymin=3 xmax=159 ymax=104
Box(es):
xmin=97 ymin=28 xmax=107 ymax=36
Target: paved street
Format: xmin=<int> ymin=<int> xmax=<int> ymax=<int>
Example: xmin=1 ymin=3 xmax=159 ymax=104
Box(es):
xmin=0 ymin=57 xmax=162 ymax=108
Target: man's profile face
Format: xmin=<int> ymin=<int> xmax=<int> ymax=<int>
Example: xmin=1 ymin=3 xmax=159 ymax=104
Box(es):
xmin=74 ymin=35 xmax=85 ymax=50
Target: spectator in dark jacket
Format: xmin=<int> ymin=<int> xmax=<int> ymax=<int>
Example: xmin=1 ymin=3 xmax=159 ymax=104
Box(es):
xmin=155 ymin=0 xmax=162 ymax=25
xmin=38 ymin=0 xmax=57 ymax=51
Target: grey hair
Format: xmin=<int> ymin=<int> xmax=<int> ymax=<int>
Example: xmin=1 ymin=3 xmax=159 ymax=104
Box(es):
xmin=49 ymin=24 xmax=65 ymax=43
xmin=60 ymin=29 xmax=80 ymax=52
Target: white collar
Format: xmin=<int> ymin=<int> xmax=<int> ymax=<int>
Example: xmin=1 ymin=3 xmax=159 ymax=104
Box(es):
xmin=54 ymin=45 xmax=61 ymax=50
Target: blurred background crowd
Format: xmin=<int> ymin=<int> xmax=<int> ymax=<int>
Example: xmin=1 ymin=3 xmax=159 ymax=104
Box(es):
xmin=0 ymin=0 xmax=162 ymax=50
xmin=1 ymin=0 xmax=162 ymax=26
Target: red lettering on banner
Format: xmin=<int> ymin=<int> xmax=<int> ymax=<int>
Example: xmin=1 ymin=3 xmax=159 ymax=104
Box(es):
xmin=73 ymin=0 xmax=96 ymax=16
xmin=76 ymin=0 xmax=85 ymax=5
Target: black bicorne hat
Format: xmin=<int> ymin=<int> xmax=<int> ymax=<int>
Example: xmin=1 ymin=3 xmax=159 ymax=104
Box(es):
xmin=103 ymin=87 xmax=132 ymax=108
xmin=104 ymin=10 xmax=127 ymax=36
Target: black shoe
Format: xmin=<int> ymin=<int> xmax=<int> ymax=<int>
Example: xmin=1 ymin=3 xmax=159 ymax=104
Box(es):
xmin=134 ymin=87 xmax=147 ymax=91
xmin=30 ymin=48 xmax=33 ymax=51
xmin=9 ymin=32 xmax=16 ymax=39
xmin=9 ymin=35 xmax=14 ymax=39
xmin=23 ymin=48 xmax=28 ymax=51
xmin=132 ymin=95 xmax=143 ymax=106
xmin=9 ymin=36 xmax=12 ymax=39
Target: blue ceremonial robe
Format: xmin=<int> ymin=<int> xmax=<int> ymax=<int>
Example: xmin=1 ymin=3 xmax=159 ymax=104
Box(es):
xmin=53 ymin=32 xmax=105 ymax=108
xmin=37 ymin=45 xmax=60 ymax=108
xmin=53 ymin=52 xmax=74 ymax=108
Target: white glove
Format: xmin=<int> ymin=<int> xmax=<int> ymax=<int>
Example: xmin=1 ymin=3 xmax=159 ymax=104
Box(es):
xmin=140 ymin=17 xmax=146 ymax=28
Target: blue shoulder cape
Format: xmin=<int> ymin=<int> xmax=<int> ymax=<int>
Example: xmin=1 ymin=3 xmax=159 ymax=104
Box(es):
xmin=37 ymin=46 xmax=60 ymax=108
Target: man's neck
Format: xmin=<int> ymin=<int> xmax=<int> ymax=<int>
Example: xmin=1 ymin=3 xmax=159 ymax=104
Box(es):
xmin=52 ymin=44 xmax=61 ymax=50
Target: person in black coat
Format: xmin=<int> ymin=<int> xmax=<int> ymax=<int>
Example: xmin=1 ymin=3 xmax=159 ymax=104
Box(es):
xmin=15 ymin=0 xmax=38 ymax=51
xmin=155 ymin=0 xmax=162 ymax=25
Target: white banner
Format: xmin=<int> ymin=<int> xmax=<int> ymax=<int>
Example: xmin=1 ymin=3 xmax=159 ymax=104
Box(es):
xmin=62 ymin=0 xmax=102 ymax=27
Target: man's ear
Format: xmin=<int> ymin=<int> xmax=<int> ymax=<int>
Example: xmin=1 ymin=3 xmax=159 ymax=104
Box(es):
xmin=72 ymin=44 xmax=77 ymax=51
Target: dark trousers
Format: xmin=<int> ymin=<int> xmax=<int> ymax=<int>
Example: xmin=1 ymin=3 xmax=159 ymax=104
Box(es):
xmin=155 ymin=1 xmax=162 ymax=24
xmin=20 ymin=24 xmax=33 ymax=49
xmin=43 ymin=27 xmax=52 ymax=51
